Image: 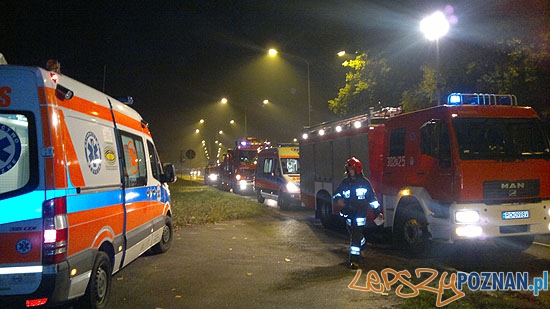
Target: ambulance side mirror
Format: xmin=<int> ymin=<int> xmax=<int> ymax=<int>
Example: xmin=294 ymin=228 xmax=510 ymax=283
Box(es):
xmin=161 ymin=163 xmax=177 ymax=183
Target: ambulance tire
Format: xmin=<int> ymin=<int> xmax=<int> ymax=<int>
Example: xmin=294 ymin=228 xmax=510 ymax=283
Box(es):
xmin=278 ymin=193 xmax=289 ymax=210
xmin=152 ymin=216 xmax=173 ymax=254
xmin=393 ymin=207 xmax=430 ymax=255
xmin=256 ymin=189 xmax=265 ymax=203
xmin=82 ymin=251 xmax=112 ymax=309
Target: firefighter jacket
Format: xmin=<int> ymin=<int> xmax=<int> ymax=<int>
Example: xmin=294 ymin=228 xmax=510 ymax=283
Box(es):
xmin=333 ymin=174 xmax=380 ymax=224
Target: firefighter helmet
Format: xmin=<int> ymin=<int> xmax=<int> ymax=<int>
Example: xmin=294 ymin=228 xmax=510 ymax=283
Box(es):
xmin=346 ymin=157 xmax=362 ymax=175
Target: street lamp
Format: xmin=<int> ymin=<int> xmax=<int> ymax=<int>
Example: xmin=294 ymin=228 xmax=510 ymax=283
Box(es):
xmin=268 ymin=48 xmax=311 ymax=126
xmin=420 ymin=11 xmax=449 ymax=105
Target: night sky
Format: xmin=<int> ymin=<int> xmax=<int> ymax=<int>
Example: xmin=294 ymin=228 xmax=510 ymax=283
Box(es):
xmin=2 ymin=0 xmax=548 ymax=168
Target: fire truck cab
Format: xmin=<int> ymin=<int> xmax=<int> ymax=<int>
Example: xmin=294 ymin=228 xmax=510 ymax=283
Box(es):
xmin=218 ymin=137 xmax=267 ymax=195
xmin=301 ymin=95 xmax=550 ymax=253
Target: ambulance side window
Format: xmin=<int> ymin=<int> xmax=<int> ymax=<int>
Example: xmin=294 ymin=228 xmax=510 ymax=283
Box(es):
xmin=120 ymin=131 xmax=147 ymax=187
xmin=147 ymin=140 xmax=162 ymax=181
xmin=262 ymin=158 xmax=273 ymax=174
xmin=0 ymin=113 xmax=38 ymax=199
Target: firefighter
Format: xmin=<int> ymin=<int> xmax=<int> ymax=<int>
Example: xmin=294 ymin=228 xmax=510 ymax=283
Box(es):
xmin=333 ymin=157 xmax=382 ymax=269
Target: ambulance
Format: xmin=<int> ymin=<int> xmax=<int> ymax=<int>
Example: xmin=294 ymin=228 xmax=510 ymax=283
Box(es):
xmin=254 ymin=144 xmax=301 ymax=210
xmin=0 ymin=65 xmax=176 ymax=308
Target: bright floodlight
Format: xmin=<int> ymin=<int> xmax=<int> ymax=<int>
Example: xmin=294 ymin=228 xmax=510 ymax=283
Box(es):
xmin=268 ymin=48 xmax=278 ymax=57
xmin=420 ymin=11 xmax=449 ymax=41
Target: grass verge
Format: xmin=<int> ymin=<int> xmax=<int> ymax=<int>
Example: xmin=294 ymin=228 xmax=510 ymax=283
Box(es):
xmin=169 ymin=179 xmax=271 ymax=229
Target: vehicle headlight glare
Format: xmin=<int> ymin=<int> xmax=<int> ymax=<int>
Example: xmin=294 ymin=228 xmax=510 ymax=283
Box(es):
xmin=455 ymin=210 xmax=480 ymax=223
xmin=455 ymin=225 xmax=483 ymax=238
xmin=285 ymin=182 xmax=299 ymax=193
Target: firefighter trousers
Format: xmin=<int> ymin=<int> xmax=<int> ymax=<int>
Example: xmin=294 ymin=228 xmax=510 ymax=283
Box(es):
xmin=346 ymin=217 xmax=366 ymax=263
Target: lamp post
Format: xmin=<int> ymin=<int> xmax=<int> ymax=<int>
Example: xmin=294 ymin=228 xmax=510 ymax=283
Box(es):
xmin=268 ymin=48 xmax=311 ymax=126
xmin=420 ymin=11 xmax=449 ymax=105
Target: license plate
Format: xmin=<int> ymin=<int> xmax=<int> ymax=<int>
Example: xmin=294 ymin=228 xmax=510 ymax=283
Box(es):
xmin=502 ymin=210 xmax=530 ymax=220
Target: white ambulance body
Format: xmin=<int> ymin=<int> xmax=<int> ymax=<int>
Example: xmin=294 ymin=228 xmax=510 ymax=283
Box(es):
xmin=0 ymin=65 xmax=176 ymax=307
xmin=255 ymin=145 xmax=301 ymax=210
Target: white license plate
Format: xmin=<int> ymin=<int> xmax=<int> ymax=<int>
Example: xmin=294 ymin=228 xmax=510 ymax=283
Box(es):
xmin=502 ymin=210 xmax=530 ymax=220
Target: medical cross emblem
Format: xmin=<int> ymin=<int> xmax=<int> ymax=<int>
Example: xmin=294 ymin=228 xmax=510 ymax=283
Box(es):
xmin=0 ymin=124 xmax=22 ymax=175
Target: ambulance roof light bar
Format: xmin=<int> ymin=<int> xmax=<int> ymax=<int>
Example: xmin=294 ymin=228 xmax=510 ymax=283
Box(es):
xmin=447 ymin=93 xmax=517 ymax=106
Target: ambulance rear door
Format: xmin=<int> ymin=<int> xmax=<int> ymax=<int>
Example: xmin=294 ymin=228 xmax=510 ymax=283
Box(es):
xmin=0 ymin=66 xmax=44 ymax=297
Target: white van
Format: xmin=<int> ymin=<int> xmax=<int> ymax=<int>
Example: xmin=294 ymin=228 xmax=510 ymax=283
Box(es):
xmin=254 ymin=145 xmax=300 ymax=210
xmin=0 ymin=65 xmax=176 ymax=308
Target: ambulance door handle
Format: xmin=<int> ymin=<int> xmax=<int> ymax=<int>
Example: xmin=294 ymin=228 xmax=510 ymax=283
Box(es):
xmin=146 ymin=188 xmax=152 ymax=198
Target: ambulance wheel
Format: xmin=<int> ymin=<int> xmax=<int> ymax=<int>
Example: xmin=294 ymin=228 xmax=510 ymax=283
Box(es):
xmin=493 ymin=235 xmax=534 ymax=252
xmin=256 ymin=189 xmax=265 ymax=203
xmin=152 ymin=216 xmax=173 ymax=254
xmin=394 ymin=208 xmax=430 ymax=255
xmin=83 ymin=251 xmax=112 ymax=309
xmin=278 ymin=194 xmax=289 ymax=210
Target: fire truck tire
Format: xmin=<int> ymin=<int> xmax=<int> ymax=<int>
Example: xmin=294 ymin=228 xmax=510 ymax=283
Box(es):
xmin=82 ymin=251 xmax=112 ymax=309
xmin=152 ymin=216 xmax=173 ymax=254
xmin=393 ymin=208 xmax=429 ymax=254
xmin=493 ymin=235 xmax=534 ymax=252
xmin=318 ymin=197 xmax=337 ymax=228
xmin=256 ymin=189 xmax=265 ymax=203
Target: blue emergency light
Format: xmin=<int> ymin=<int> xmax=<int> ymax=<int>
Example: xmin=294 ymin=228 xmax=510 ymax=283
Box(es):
xmin=446 ymin=93 xmax=517 ymax=106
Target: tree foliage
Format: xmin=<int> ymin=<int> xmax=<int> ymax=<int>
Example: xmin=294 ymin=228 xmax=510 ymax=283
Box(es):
xmin=329 ymin=32 xmax=549 ymax=119
xmin=404 ymin=35 xmax=549 ymax=114
xmin=328 ymin=52 xmax=390 ymax=117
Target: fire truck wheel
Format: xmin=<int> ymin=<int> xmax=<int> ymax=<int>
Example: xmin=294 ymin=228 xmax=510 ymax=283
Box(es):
xmin=256 ymin=189 xmax=265 ymax=203
xmin=318 ymin=196 xmax=337 ymax=228
xmin=83 ymin=251 xmax=112 ymax=309
xmin=152 ymin=216 xmax=173 ymax=254
xmin=394 ymin=208 xmax=429 ymax=254
xmin=493 ymin=235 xmax=534 ymax=252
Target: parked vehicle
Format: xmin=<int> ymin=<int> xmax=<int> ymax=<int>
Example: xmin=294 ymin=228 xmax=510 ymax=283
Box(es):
xmin=255 ymin=144 xmax=301 ymax=210
xmin=218 ymin=137 xmax=267 ymax=195
xmin=0 ymin=65 xmax=176 ymax=307
xmin=204 ymin=162 xmax=219 ymax=186
xmin=300 ymin=94 xmax=550 ymax=253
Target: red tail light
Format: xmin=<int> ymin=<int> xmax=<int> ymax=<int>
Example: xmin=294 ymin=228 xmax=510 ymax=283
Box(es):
xmin=42 ymin=197 xmax=68 ymax=264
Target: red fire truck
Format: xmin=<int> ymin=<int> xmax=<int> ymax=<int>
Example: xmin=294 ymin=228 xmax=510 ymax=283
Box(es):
xmin=300 ymin=94 xmax=550 ymax=253
xmin=218 ymin=137 xmax=268 ymax=195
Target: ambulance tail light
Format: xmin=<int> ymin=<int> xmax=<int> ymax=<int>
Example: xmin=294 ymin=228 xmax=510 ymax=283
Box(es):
xmin=42 ymin=197 xmax=68 ymax=264
xmin=26 ymin=298 xmax=49 ymax=307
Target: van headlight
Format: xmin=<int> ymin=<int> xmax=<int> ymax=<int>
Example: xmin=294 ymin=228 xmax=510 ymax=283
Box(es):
xmin=455 ymin=210 xmax=480 ymax=223
xmin=285 ymin=182 xmax=299 ymax=193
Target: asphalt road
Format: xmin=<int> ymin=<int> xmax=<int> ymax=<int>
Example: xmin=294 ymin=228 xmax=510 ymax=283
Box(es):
xmin=107 ymin=208 xmax=403 ymax=308
xmin=106 ymin=203 xmax=550 ymax=308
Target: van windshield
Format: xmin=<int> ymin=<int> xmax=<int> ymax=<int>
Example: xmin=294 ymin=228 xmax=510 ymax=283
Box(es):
xmin=453 ymin=117 xmax=550 ymax=161
xmin=281 ymin=158 xmax=300 ymax=174
xmin=0 ymin=113 xmax=36 ymax=198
